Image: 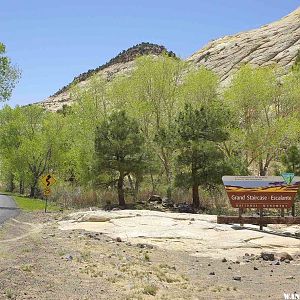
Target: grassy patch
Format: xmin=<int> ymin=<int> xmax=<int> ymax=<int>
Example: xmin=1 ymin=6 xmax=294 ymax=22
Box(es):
xmin=142 ymin=284 xmax=158 ymax=296
xmin=1 ymin=191 xmax=59 ymax=211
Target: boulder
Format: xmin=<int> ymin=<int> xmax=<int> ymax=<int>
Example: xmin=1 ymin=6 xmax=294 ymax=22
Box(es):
xmin=148 ymin=195 xmax=162 ymax=204
xmin=177 ymin=203 xmax=195 ymax=213
xmin=162 ymin=197 xmax=174 ymax=208
xmin=80 ymin=215 xmax=110 ymax=222
xmin=278 ymin=252 xmax=293 ymax=262
xmin=260 ymin=252 xmax=275 ymax=261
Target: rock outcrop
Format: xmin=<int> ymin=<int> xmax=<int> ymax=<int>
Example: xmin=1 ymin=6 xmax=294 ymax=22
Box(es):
xmin=187 ymin=7 xmax=300 ymax=86
xmin=39 ymin=42 xmax=176 ymax=111
xmin=39 ymin=8 xmax=300 ymax=111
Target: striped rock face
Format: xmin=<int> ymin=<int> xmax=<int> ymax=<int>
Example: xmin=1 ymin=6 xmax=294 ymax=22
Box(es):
xmin=187 ymin=8 xmax=300 ymax=86
xmin=38 ymin=8 xmax=300 ymax=111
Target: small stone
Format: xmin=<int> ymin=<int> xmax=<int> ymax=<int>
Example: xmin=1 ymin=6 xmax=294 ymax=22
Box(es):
xmin=235 ymin=261 xmax=240 ymax=264
xmin=254 ymin=267 xmax=258 ymax=270
xmin=228 ymin=266 xmax=232 ymax=270
xmin=270 ymin=270 xmax=273 ymax=273
xmin=274 ymin=260 xmax=280 ymax=266
xmin=261 ymin=252 xmax=275 ymax=261
xmin=286 ymin=276 xmax=295 ymax=280
xmin=209 ymin=272 xmax=215 ymax=275
xmin=136 ymin=243 xmax=154 ymax=249
xmin=190 ymin=218 xmax=195 ymax=221
xmin=279 ymin=252 xmax=293 ymax=262
xmin=244 ymin=253 xmax=250 ymax=257
xmin=285 ymin=259 xmax=290 ymax=264
xmin=48 ymin=233 xmax=55 ymax=237
xmin=233 ymin=276 xmax=241 ymax=281
xmin=65 ymin=255 xmax=73 ymax=261
xmin=222 ymin=258 xmax=227 ymax=263
xmin=116 ymin=237 xmax=122 ymax=242
xmin=208 ymin=263 xmax=211 ymax=266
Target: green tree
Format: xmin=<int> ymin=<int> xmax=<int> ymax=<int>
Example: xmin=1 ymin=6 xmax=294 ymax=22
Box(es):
xmin=109 ymin=55 xmax=186 ymax=193
xmin=175 ymin=103 xmax=232 ymax=209
xmin=95 ymin=110 xmax=150 ymax=206
xmin=282 ymin=146 xmax=300 ymax=175
xmin=0 ymin=42 xmax=20 ymax=102
xmin=0 ymin=105 xmax=67 ymax=197
xmin=224 ymin=64 xmax=300 ymax=176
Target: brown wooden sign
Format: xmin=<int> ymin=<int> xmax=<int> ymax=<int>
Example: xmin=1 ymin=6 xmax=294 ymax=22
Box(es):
xmin=222 ymin=176 xmax=300 ymax=209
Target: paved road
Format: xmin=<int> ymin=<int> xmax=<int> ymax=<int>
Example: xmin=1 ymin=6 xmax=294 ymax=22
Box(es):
xmin=0 ymin=194 xmax=20 ymax=224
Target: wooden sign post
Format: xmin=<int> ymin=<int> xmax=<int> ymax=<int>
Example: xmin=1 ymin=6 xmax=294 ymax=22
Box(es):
xmin=218 ymin=175 xmax=300 ymax=229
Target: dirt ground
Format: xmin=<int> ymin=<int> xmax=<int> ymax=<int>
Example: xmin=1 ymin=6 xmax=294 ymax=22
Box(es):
xmin=0 ymin=211 xmax=299 ymax=300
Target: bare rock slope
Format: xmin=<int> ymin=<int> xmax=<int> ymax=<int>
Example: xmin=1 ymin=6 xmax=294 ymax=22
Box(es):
xmin=187 ymin=7 xmax=300 ymax=85
xmin=41 ymin=8 xmax=300 ymax=111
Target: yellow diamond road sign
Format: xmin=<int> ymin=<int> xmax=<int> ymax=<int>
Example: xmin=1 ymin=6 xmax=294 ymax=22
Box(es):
xmin=41 ymin=174 xmax=57 ymax=187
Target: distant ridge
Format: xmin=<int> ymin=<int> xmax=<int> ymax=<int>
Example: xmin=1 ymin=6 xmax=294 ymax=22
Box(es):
xmin=52 ymin=42 xmax=176 ymax=97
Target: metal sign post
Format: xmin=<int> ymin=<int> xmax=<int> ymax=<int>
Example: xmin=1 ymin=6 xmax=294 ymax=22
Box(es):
xmin=40 ymin=174 xmax=57 ymax=213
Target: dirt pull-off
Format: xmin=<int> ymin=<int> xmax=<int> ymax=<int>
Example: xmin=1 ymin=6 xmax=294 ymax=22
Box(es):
xmin=0 ymin=210 xmax=299 ymax=300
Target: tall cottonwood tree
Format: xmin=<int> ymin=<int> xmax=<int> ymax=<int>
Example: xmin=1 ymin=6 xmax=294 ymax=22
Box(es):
xmin=0 ymin=42 xmax=20 ymax=102
xmin=224 ymin=64 xmax=300 ymax=176
xmin=110 ymin=55 xmax=186 ymax=193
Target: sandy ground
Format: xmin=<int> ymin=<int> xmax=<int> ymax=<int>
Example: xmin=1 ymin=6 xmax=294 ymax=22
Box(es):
xmin=0 ymin=210 xmax=299 ymax=300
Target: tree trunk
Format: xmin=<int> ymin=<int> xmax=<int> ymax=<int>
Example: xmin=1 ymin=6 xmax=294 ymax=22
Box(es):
xmin=30 ymin=177 xmax=39 ymax=198
xmin=117 ymin=173 xmax=125 ymax=207
xmin=160 ymin=148 xmax=172 ymax=197
xmin=19 ymin=179 xmax=25 ymax=194
xmin=259 ymin=160 xmax=268 ymax=176
xmin=192 ymin=183 xmax=200 ymax=209
xmin=7 ymin=173 xmax=15 ymax=193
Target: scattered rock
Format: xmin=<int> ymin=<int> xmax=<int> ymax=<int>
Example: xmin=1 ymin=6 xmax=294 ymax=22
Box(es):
xmin=278 ymin=252 xmax=293 ymax=262
xmin=209 ymin=272 xmax=215 ymax=275
xmin=136 ymin=243 xmax=154 ymax=249
xmin=233 ymin=276 xmax=241 ymax=281
xmin=228 ymin=266 xmax=232 ymax=270
xmin=148 ymin=195 xmax=162 ymax=204
xmin=65 ymin=254 xmax=73 ymax=261
xmin=177 ymin=203 xmax=195 ymax=213
xmin=261 ymin=252 xmax=275 ymax=261
xmin=162 ymin=197 xmax=174 ymax=208
xmin=286 ymin=276 xmax=295 ymax=280
xmin=254 ymin=267 xmax=258 ymax=270
xmin=273 ymin=260 xmax=281 ymax=266
xmin=222 ymin=258 xmax=227 ymax=263
xmin=285 ymin=259 xmax=291 ymax=264
xmin=116 ymin=237 xmax=122 ymax=242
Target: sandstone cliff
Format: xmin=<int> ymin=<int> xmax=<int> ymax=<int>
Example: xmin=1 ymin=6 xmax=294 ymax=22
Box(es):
xmin=187 ymin=7 xmax=300 ymax=85
xmin=40 ymin=8 xmax=300 ymax=111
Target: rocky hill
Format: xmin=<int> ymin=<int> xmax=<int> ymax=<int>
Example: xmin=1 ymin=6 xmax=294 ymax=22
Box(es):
xmin=40 ymin=8 xmax=300 ymax=111
xmin=40 ymin=43 xmax=176 ymax=111
xmin=187 ymin=7 xmax=300 ymax=86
